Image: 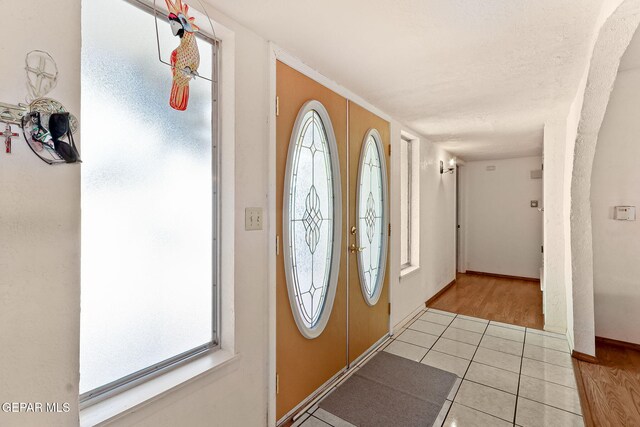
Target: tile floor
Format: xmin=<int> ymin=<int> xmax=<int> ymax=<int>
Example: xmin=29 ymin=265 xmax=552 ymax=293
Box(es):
xmin=293 ymin=307 xmax=584 ymax=427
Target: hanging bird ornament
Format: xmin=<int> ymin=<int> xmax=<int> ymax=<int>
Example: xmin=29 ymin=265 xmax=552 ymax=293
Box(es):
xmin=165 ymin=0 xmax=200 ymax=111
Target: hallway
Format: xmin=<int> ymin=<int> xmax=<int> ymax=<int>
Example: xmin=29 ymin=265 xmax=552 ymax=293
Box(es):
xmin=3 ymin=1 xmax=640 ymax=426
xmin=294 ymin=308 xmax=580 ymax=426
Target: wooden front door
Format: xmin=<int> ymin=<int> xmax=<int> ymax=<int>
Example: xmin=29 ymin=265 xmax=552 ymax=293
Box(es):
xmin=276 ymin=61 xmax=348 ymax=421
xmin=276 ymin=63 xmax=391 ymax=422
xmin=347 ymin=102 xmax=391 ymax=364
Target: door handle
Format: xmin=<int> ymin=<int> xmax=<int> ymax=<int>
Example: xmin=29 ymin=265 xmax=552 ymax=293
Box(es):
xmin=349 ymin=243 xmax=365 ymax=253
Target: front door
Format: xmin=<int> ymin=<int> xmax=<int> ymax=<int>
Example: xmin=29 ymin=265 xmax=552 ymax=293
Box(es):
xmin=276 ymin=62 xmax=391 ymax=422
xmin=276 ymin=61 xmax=348 ymax=421
xmin=347 ymin=102 xmax=391 ymax=364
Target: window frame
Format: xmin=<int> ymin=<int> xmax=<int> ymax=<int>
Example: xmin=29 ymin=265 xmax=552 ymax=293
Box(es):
xmin=400 ymin=135 xmax=413 ymax=270
xmin=79 ymin=0 xmax=221 ymax=407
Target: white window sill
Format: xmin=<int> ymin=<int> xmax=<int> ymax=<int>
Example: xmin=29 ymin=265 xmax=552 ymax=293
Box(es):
xmin=400 ymin=265 xmax=420 ymax=278
xmin=80 ymin=350 xmax=240 ymax=427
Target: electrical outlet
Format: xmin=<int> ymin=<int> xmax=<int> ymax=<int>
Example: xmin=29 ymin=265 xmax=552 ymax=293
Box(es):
xmin=531 ymin=200 xmax=539 ymax=208
xmin=245 ymin=207 xmax=263 ymax=231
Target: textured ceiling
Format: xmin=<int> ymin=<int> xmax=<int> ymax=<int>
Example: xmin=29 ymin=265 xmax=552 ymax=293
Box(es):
xmin=209 ymin=0 xmax=604 ymax=160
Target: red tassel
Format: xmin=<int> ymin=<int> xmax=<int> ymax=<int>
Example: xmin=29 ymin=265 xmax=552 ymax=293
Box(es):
xmin=170 ymin=83 xmax=189 ymax=111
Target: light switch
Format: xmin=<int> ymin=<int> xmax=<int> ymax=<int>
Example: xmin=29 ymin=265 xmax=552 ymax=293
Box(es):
xmin=614 ymin=206 xmax=636 ymax=221
xmin=245 ymin=207 xmax=263 ymax=230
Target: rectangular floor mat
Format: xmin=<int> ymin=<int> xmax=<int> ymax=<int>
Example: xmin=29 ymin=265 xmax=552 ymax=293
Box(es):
xmin=319 ymin=351 xmax=457 ymax=426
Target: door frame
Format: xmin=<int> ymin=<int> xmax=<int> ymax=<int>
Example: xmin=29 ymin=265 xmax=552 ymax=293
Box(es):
xmin=267 ymin=43 xmax=396 ymax=426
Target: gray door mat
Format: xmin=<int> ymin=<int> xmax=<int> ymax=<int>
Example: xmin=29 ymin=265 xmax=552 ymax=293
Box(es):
xmin=318 ymin=351 xmax=457 ymax=426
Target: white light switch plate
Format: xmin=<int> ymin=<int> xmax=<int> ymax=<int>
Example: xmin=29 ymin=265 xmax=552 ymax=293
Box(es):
xmin=614 ymin=206 xmax=636 ymax=221
xmin=245 ymin=207 xmax=263 ymax=230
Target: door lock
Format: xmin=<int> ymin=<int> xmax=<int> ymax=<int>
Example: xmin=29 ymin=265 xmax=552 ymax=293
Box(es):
xmin=349 ymin=243 xmax=365 ymax=253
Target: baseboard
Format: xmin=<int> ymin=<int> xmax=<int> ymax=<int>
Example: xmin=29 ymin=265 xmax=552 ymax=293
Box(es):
xmin=571 ymin=350 xmax=598 ymax=364
xmin=392 ymin=304 xmax=424 ymax=335
xmin=596 ymin=336 xmax=640 ymax=352
xmin=572 ymin=358 xmax=596 ymax=427
xmin=465 ymin=270 xmax=540 ymax=283
xmin=425 ymin=278 xmax=456 ymax=307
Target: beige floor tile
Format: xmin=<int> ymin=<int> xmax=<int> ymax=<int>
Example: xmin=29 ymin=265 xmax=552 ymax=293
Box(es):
xmin=480 ymin=334 xmax=524 ymax=356
xmin=420 ymin=311 xmax=455 ymax=326
xmin=447 ymin=377 xmax=462 ymax=400
xmin=485 ymin=324 xmax=525 ymax=342
xmin=516 ymin=397 xmax=584 ymax=427
xmin=312 ymin=408 xmax=356 ymax=427
xmin=300 ymin=415 xmax=331 ymax=426
xmin=432 ymin=399 xmax=452 ymax=427
xmin=523 ymin=344 xmax=573 ymax=369
xmin=396 ymin=328 xmax=439 ymax=349
xmin=392 ymin=325 xmax=407 ymax=337
xmin=490 ymin=320 xmax=525 ymax=331
xmin=444 ymin=403 xmax=512 ymax=427
xmin=450 ymin=318 xmax=487 ymax=334
xmin=421 ymin=350 xmax=471 ymax=378
xmin=432 ymin=337 xmax=478 ymax=360
xmin=456 ymin=314 xmax=489 ymax=324
xmin=408 ymin=319 xmax=447 ymax=336
xmin=473 ymin=347 xmax=522 ymax=373
xmin=383 ymin=340 xmax=429 ymax=362
xmin=518 ymin=375 xmax=582 ymax=415
xmin=442 ymin=326 xmax=483 ymax=346
xmin=525 ymin=332 xmax=569 ymax=353
xmin=454 ymin=380 xmax=516 ymax=422
xmin=526 ymin=328 xmax=567 ymax=339
xmin=291 ymin=413 xmax=311 ymax=427
xmin=427 ymin=308 xmax=456 ymax=317
xmin=464 ymin=361 xmax=520 ymax=394
xmin=521 ymin=358 xmax=576 ymax=389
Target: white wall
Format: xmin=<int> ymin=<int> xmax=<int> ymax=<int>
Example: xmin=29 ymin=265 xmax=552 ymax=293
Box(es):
xmin=391 ymin=127 xmax=457 ymax=327
xmin=591 ymin=64 xmax=640 ymax=345
xmin=0 ymin=1 xmax=80 ymax=426
xmin=0 ymin=1 xmax=271 ymax=426
xmin=461 ymin=157 xmax=543 ymax=279
xmin=543 ymin=120 xmax=569 ymax=333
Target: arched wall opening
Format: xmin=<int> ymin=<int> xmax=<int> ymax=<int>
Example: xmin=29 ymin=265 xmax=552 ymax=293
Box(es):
xmin=590 ymin=26 xmax=640 ymax=346
xmin=570 ymin=0 xmax=640 ymax=355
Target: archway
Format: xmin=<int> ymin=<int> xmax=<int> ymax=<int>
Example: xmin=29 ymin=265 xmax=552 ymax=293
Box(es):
xmin=570 ymin=0 xmax=640 ymax=356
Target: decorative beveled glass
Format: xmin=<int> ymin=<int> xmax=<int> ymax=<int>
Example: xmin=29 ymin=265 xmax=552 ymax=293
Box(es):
xmin=283 ymin=101 xmax=342 ymax=339
xmin=356 ymin=129 xmax=388 ymax=306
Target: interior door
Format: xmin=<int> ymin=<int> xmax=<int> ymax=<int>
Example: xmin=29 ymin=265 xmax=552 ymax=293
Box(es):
xmin=276 ymin=61 xmax=348 ymax=420
xmin=347 ymin=102 xmax=391 ymax=364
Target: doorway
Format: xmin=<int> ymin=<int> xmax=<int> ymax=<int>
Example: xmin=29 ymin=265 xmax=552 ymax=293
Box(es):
xmin=275 ymin=61 xmax=391 ymax=422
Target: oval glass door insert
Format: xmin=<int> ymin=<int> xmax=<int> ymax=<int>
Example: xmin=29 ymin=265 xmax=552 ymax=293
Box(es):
xmin=356 ymin=129 xmax=388 ymax=306
xmin=283 ymin=100 xmax=342 ymax=339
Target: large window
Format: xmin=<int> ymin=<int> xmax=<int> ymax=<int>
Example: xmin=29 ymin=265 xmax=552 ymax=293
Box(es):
xmin=80 ymin=0 xmax=218 ymax=401
xmin=400 ymin=136 xmax=413 ymax=268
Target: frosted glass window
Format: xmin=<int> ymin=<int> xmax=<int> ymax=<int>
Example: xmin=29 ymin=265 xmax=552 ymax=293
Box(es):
xmin=357 ymin=132 xmax=388 ymax=305
xmin=400 ymin=137 xmax=412 ymax=267
xmin=80 ymin=0 xmax=216 ymax=397
xmin=284 ymin=102 xmax=341 ymax=339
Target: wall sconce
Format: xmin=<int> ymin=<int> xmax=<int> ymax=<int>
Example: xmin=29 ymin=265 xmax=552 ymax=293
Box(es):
xmin=440 ymin=158 xmax=456 ymax=174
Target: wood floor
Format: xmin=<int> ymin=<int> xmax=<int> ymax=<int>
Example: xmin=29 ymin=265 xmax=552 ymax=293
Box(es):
xmin=574 ymin=339 xmax=640 ymax=427
xmin=427 ymin=272 xmax=544 ymax=330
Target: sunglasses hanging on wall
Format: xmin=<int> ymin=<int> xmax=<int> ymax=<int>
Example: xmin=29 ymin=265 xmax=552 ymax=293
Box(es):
xmin=0 ymin=50 xmax=81 ymax=165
